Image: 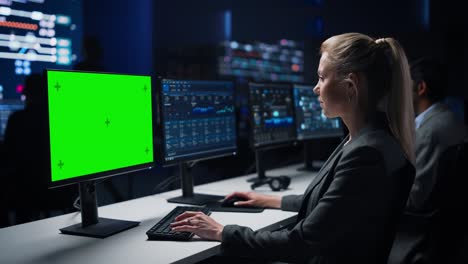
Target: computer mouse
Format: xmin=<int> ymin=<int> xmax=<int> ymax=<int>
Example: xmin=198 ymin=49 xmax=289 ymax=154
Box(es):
xmin=221 ymin=196 xmax=248 ymax=207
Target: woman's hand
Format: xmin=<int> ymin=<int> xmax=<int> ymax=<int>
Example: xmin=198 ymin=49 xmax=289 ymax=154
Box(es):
xmin=224 ymin=191 xmax=281 ymax=209
xmin=170 ymin=211 xmax=224 ymax=241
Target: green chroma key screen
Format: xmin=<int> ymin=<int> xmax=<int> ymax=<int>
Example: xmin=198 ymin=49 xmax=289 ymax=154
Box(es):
xmin=47 ymin=70 xmax=154 ymax=183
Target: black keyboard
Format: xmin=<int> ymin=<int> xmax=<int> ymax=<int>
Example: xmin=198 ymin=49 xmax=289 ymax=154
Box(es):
xmin=146 ymin=206 xmax=211 ymax=241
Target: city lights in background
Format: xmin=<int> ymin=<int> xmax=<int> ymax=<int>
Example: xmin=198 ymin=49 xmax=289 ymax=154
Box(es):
xmin=0 ymin=0 xmax=81 ymax=99
xmin=218 ymin=39 xmax=305 ymax=83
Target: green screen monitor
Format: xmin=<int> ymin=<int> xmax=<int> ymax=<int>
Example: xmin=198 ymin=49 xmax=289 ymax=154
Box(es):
xmin=46 ymin=69 xmax=154 ymax=238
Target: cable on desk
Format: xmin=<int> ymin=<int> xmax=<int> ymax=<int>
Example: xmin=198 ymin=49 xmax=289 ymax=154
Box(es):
xmin=151 ymin=161 xmax=200 ymax=194
xmin=152 ymin=175 xmax=179 ymax=194
xmin=72 ymin=178 xmax=110 ymax=211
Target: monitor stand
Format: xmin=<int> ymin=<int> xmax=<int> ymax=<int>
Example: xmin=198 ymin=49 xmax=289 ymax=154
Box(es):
xmin=167 ymin=163 xmax=224 ymax=205
xmin=60 ymin=181 xmax=139 ymax=238
xmin=246 ymin=149 xmax=288 ymax=189
xmin=296 ymin=141 xmax=323 ymax=172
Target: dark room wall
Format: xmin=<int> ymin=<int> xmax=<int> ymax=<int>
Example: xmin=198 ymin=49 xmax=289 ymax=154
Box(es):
xmin=322 ymin=0 xmax=425 ymax=36
xmin=154 ymin=0 xmax=323 ymax=46
xmin=82 ymin=0 xmax=153 ymax=75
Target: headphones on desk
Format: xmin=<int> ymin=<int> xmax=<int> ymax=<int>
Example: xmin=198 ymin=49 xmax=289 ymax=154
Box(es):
xmin=251 ymin=175 xmax=291 ymax=191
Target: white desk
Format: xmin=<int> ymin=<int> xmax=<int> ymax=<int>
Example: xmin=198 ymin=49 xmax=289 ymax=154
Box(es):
xmin=0 ymin=164 xmax=316 ymax=264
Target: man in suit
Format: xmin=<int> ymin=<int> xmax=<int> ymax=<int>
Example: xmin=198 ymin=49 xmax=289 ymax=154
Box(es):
xmin=389 ymin=58 xmax=467 ymax=264
xmin=407 ymin=57 xmax=467 ymax=214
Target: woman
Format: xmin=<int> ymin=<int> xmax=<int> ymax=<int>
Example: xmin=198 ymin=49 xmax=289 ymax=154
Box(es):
xmin=171 ymin=33 xmax=416 ymax=263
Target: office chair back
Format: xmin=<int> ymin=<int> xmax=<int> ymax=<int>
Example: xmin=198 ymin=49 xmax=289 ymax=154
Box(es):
xmin=389 ymin=138 xmax=468 ymax=264
xmin=433 ymin=138 xmax=468 ymax=263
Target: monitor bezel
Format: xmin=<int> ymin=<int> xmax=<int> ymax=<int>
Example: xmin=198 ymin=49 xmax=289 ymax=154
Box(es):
xmin=45 ymin=69 xmax=155 ymax=188
xmin=292 ymin=83 xmax=344 ymax=141
xmin=156 ymin=77 xmax=238 ymax=167
xmin=247 ymin=81 xmax=297 ymax=149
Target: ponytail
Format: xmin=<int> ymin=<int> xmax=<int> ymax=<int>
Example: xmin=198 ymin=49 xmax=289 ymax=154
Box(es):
xmin=384 ymin=38 xmax=415 ymax=165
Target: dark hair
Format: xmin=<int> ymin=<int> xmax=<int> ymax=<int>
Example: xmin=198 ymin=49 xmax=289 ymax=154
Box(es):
xmin=410 ymin=57 xmax=447 ymax=102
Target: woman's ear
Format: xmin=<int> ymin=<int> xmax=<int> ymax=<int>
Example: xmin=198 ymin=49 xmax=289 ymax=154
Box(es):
xmin=345 ymin=72 xmax=359 ymax=102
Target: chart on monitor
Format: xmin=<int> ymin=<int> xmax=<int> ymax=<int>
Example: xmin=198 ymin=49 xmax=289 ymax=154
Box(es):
xmin=293 ymin=84 xmax=342 ymax=140
xmin=159 ymin=78 xmax=237 ymax=205
xmin=293 ymin=84 xmax=343 ymax=171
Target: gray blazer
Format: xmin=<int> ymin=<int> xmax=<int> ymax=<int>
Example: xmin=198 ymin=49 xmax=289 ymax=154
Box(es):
xmin=221 ymin=118 xmax=414 ymax=264
xmin=388 ymin=104 xmax=467 ymax=264
xmin=407 ymin=103 xmax=467 ymax=213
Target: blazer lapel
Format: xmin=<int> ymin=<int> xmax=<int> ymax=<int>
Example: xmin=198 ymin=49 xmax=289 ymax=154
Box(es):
xmin=299 ymin=113 xmax=388 ymax=209
xmin=296 ymin=138 xmax=346 ymax=220
xmin=302 ymin=138 xmax=346 ymax=197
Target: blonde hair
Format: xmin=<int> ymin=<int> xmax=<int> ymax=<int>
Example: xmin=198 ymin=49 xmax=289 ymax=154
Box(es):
xmin=320 ymin=33 xmax=415 ymax=164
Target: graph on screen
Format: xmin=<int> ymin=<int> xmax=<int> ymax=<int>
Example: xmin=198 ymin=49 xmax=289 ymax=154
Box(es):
xmin=249 ymin=83 xmax=296 ymax=147
xmin=160 ymin=79 xmax=237 ymax=163
xmin=293 ymin=84 xmax=342 ymax=140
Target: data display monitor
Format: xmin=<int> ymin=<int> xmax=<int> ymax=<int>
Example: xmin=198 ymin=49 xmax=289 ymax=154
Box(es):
xmin=0 ymin=100 xmax=24 ymax=140
xmin=46 ymin=69 xmax=154 ymax=238
xmin=158 ymin=78 xmax=236 ymax=205
xmin=159 ymin=79 xmax=237 ymax=165
xmin=249 ymin=82 xmax=296 ymax=148
xmin=0 ymin=1 xmax=82 ymax=100
xmin=293 ymin=84 xmax=343 ymax=140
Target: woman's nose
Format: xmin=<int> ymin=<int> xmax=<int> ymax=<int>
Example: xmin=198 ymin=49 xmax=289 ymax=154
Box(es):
xmin=313 ymin=84 xmax=319 ymax=95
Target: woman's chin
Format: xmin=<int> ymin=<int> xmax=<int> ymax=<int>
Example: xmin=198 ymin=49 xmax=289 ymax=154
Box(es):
xmin=322 ymin=112 xmax=338 ymax=119
xmin=321 ymin=110 xmax=332 ymax=118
